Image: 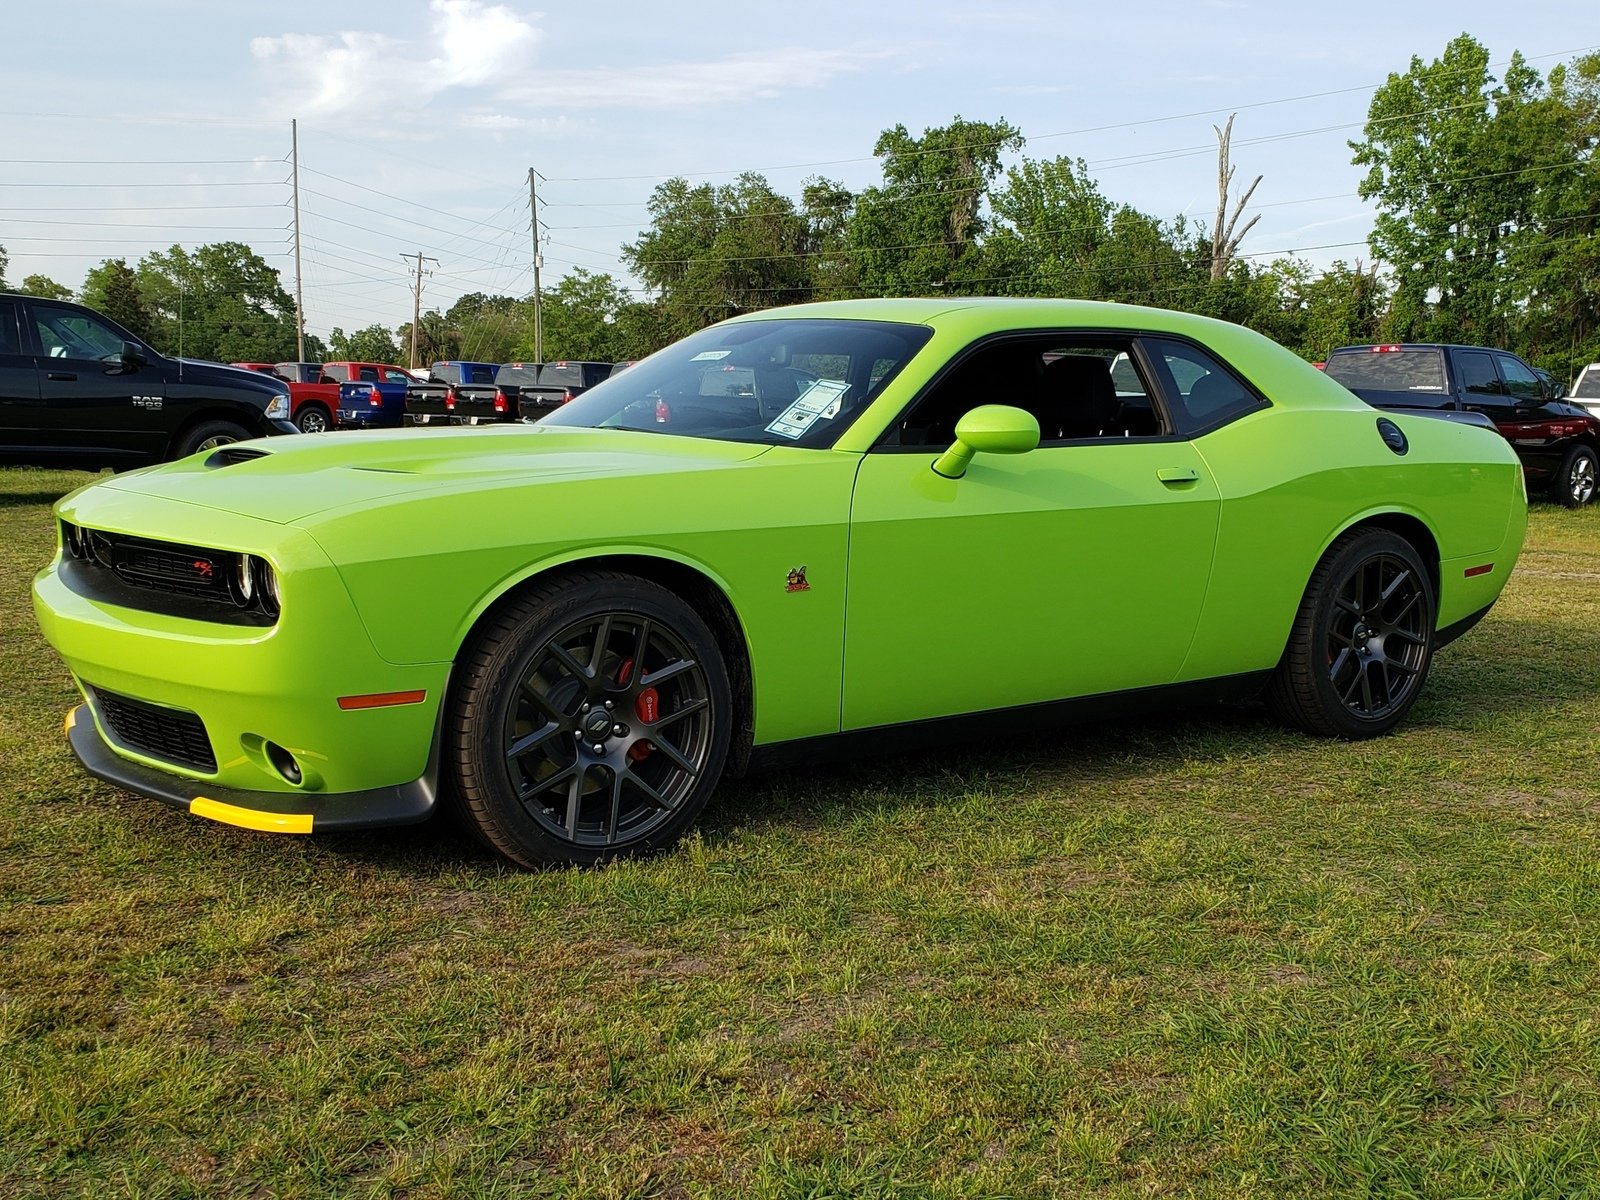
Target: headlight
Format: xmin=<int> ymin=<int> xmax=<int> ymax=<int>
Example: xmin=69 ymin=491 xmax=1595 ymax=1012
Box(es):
xmin=262 ymin=560 xmax=282 ymax=616
xmin=265 ymin=392 xmax=289 ymax=420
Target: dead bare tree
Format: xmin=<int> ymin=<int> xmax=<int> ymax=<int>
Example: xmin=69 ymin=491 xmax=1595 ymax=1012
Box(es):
xmin=1211 ymin=114 xmax=1262 ymax=281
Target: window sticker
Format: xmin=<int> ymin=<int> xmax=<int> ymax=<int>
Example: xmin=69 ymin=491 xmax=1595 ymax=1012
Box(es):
xmin=690 ymin=349 xmax=732 ymax=361
xmin=764 ymin=379 xmax=849 ymax=439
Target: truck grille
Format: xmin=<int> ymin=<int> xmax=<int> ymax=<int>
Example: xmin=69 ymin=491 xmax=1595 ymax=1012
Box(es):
xmin=91 ymin=688 xmax=217 ymax=773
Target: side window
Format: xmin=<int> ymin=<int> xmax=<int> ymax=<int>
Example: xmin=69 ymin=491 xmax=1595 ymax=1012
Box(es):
xmin=0 ymin=301 xmax=21 ymax=356
xmin=384 ymin=369 xmax=411 ymax=383
xmin=322 ymin=364 xmax=349 ymax=383
xmin=356 ymin=366 xmax=380 ymax=382
xmin=1457 ymin=352 xmax=1502 ymax=397
xmin=1143 ymin=338 xmax=1265 ymax=434
xmin=1496 ymin=354 xmax=1542 ymax=403
xmin=887 ymin=335 xmax=1165 ymax=449
xmin=33 ymin=306 xmax=124 ymax=361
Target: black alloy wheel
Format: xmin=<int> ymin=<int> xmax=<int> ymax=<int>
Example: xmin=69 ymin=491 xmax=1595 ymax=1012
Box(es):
xmin=1553 ymin=444 xmax=1597 ymax=507
xmin=1268 ymin=529 xmax=1436 ymax=739
xmin=449 ymin=571 xmax=732 ymax=867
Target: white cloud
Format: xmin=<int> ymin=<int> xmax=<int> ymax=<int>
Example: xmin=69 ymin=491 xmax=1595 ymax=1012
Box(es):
xmin=252 ymin=1 xmax=540 ymax=121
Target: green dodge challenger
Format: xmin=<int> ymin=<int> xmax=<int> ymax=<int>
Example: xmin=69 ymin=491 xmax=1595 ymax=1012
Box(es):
xmin=33 ymin=299 xmax=1528 ymax=867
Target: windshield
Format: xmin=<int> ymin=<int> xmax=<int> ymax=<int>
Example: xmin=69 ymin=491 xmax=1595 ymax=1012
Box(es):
xmin=1575 ymin=367 xmax=1600 ymax=400
xmin=540 ymin=318 xmax=934 ymax=448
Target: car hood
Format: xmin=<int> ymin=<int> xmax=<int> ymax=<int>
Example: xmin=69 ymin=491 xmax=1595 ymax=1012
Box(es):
xmin=96 ymin=426 xmax=774 ymax=524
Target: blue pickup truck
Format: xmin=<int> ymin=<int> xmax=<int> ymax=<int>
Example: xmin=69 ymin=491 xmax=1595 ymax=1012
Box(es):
xmin=335 ymin=365 xmax=420 ymax=430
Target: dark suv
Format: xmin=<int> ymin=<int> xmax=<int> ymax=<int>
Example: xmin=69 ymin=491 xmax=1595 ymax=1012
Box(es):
xmin=0 ymin=293 xmax=296 ymax=466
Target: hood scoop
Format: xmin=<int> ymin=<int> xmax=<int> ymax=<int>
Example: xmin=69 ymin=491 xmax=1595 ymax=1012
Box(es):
xmin=204 ymin=446 xmax=271 ymax=468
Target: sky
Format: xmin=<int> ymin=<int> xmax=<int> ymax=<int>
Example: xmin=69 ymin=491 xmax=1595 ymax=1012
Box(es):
xmin=2 ymin=0 xmax=1595 ymax=346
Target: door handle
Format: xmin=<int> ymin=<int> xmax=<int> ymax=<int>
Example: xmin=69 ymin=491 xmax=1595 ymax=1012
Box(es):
xmin=47 ymin=372 xmax=77 ymax=381
xmin=1157 ymin=467 xmax=1200 ymax=484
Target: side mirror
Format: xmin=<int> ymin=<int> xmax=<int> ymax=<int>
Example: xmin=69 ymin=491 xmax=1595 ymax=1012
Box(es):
xmin=120 ymin=340 xmax=147 ymax=372
xmin=931 ymin=405 xmax=1041 ymax=479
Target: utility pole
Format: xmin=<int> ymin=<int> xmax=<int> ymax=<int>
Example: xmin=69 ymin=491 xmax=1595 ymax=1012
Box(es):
xmin=528 ymin=167 xmax=543 ymax=363
xmin=291 ymin=119 xmax=305 ymax=361
xmin=403 ymin=251 xmax=439 ymax=370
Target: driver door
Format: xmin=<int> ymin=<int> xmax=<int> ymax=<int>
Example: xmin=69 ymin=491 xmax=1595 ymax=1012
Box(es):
xmin=29 ymin=302 xmax=166 ymax=459
xmin=842 ymin=334 xmax=1223 ymax=731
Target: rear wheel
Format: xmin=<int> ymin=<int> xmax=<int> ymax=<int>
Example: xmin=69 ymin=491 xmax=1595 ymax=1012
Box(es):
xmin=1267 ymin=529 xmax=1435 ymax=739
xmin=1551 ymin=444 xmax=1597 ymax=507
xmin=296 ymin=404 xmax=332 ymax=434
xmin=448 ymin=571 xmax=732 ymax=868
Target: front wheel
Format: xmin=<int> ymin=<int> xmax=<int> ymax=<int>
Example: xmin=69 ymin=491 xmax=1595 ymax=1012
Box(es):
xmin=447 ymin=571 xmax=733 ymax=868
xmin=1551 ymin=444 xmax=1597 ymax=507
xmin=1266 ymin=529 xmax=1435 ymax=739
xmin=173 ymin=419 xmax=250 ymax=459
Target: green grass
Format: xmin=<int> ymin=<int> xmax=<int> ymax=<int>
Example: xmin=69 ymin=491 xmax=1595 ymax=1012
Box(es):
xmin=3 ymin=466 xmax=1599 ymax=1199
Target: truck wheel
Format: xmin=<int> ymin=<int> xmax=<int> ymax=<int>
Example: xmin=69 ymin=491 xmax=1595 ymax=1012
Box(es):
xmin=1266 ymin=529 xmax=1435 ymax=739
xmin=173 ymin=420 xmax=250 ymax=459
xmin=447 ymin=571 xmax=733 ymax=868
xmin=1551 ymin=444 xmax=1597 ymax=507
xmin=296 ymin=405 xmax=332 ymax=434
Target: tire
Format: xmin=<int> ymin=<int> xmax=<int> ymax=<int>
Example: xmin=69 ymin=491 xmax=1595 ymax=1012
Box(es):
xmin=448 ymin=571 xmax=733 ymax=868
xmin=296 ymin=404 xmax=332 ymax=434
xmin=1266 ymin=529 xmax=1436 ymax=739
xmin=172 ymin=420 xmax=250 ymax=459
xmin=1550 ymin=444 xmax=1597 ymax=507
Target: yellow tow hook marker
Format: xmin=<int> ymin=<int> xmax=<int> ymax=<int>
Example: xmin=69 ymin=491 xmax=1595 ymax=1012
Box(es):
xmin=190 ymin=796 xmax=314 ymax=835
xmin=63 ymin=708 xmax=77 ymax=735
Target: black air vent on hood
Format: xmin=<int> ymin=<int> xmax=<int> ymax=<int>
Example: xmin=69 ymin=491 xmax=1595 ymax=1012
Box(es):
xmin=205 ymin=446 xmax=270 ymax=468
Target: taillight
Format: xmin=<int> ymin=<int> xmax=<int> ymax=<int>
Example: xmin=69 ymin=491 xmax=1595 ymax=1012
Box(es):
xmin=368 ymin=384 xmax=382 ymax=407
xmin=1370 ymin=345 xmax=1402 ymax=353
xmin=494 ymin=389 xmax=509 ymax=413
xmin=445 ymin=388 xmax=456 ymax=410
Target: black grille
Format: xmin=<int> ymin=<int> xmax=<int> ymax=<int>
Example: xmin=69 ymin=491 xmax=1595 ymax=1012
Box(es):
xmin=59 ymin=524 xmax=278 ymax=627
xmin=94 ymin=532 xmax=233 ymax=600
xmin=92 ymin=688 xmax=217 ymax=773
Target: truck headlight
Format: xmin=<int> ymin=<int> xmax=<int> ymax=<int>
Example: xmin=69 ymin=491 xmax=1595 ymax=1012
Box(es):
xmin=265 ymin=392 xmax=289 ymax=420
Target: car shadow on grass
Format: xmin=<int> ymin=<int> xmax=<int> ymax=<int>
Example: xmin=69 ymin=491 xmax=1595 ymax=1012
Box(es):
xmin=283 ymin=615 xmax=1600 ymax=875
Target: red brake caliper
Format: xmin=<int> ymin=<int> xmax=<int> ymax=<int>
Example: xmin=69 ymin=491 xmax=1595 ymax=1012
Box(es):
xmin=616 ymin=657 xmax=657 ymax=762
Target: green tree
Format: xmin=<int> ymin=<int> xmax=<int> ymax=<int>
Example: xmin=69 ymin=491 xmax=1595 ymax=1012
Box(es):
xmin=514 ymin=270 xmax=629 ymax=362
xmin=623 ymin=173 xmax=817 ymax=339
xmin=446 ymin=293 xmax=524 ymax=364
xmin=81 ymin=258 xmax=156 ymax=342
xmin=134 ymin=242 xmax=298 ymax=361
xmin=1350 ymin=35 xmax=1545 ymax=345
xmin=1507 ymin=52 xmax=1600 ymax=379
xmin=327 ymin=324 xmax=402 ymax=364
xmin=847 ymin=116 xmax=1023 ymax=295
xmin=395 ymin=310 xmax=461 ymax=368
xmin=16 ymin=274 xmax=73 ymax=300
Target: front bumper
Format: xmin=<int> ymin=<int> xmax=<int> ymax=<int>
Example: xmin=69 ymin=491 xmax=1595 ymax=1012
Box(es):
xmin=65 ymin=705 xmax=437 ymax=832
xmin=34 ymin=488 xmax=453 ymax=819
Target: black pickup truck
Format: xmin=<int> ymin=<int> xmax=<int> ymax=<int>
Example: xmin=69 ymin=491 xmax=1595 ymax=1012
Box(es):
xmin=404 ymin=360 xmax=504 ymax=426
xmin=0 ymin=292 xmax=295 ymax=467
xmin=1323 ymin=343 xmax=1600 ymax=507
xmin=512 ymin=360 xmax=614 ymax=422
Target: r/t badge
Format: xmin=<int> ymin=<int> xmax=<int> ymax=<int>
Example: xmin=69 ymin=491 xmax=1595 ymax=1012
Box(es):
xmin=785 ymin=566 xmax=810 ymax=593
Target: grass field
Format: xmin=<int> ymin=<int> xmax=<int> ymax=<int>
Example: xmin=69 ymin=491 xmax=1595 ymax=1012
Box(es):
xmin=2 ymin=466 xmax=1598 ymax=1199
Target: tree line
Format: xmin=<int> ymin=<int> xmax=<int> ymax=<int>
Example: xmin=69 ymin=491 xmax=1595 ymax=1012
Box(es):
xmin=4 ymin=35 xmax=1595 ymax=379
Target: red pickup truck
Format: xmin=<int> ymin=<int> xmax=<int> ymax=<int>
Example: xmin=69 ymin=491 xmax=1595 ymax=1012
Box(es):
xmin=274 ymin=361 xmax=421 ymax=433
